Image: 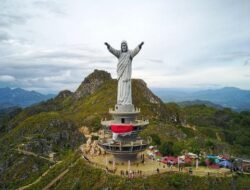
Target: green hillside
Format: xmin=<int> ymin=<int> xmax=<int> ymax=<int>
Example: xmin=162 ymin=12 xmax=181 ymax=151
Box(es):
xmin=0 ymin=70 xmax=250 ymax=189
xmin=26 ymin=152 xmax=250 ymax=190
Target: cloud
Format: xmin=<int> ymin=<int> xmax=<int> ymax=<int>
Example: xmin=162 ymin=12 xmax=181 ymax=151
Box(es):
xmin=244 ymin=59 xmax=250 ymax=66
xmin=0 ymin=0 xmax=30 ymax=28
xmin=146 ymin=58 xmax=164 ymax=63
xmin=0 ymin=42 xmax=117 ymax=93
xmin=0 ymin=0 xmax=250 ymax=93
xmin=0 ymin=13 xmax=27 ymax=27
xmin=0 ymin=31 xmax=10 ymax=42
xmin=211 ymin=52 xmax=250 ymax=63
xmin=0 ymin=75 xmax=16 ymax=82
xmin=33 ymin=0 xmax=66 ymax=15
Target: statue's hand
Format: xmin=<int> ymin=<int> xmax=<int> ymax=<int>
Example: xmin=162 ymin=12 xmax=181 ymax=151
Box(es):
xmin=104 ymin=42 xmax=110 ymax=48
xmin=139 ymin=41 xmax=144 ymax=49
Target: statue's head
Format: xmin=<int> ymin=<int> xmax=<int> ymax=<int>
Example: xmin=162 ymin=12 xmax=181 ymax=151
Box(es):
xmin=121 ymin=41 xmax=128 ymax=52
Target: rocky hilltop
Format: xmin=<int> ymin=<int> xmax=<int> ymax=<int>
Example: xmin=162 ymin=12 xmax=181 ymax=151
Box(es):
xmin=0 ymin=70 xmax=250 ymax=189
xmin=74 ymin=69 xmax=112 ymax=99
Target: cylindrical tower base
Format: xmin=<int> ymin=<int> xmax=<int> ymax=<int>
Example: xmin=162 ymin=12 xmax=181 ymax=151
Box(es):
xmin=113 ymin=153 xmax=138 ymax=162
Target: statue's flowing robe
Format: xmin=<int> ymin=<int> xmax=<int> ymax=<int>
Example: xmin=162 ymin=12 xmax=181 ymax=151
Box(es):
xmin=108 ymin=45 xmax=141 ymax=105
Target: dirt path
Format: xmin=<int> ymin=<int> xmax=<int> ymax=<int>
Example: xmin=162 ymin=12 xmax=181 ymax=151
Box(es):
xmin=42 ymin=169 xmax=69 ymax=190
xmin=41 ymin=158 xmax=80 ymax=190
xmin=16 ymin=161 xmax=62 ymax=190
xmin=17 ymin=157 xmax=79 ymax=190
xmin=216 ymin=132 xmax=222 ymax=141
xmin=15 ymin=148 xmax=56 ymax=163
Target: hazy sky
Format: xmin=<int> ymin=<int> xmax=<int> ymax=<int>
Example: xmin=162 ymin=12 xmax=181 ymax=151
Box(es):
xmin=0 ymin=0 xmax=250 ymax=94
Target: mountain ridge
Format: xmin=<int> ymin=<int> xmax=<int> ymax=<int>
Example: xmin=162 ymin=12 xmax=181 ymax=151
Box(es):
xmin=0 ymin=87 xmax=55 ymax=109
xmin=152 ymin=87 xmax=250 ymax=111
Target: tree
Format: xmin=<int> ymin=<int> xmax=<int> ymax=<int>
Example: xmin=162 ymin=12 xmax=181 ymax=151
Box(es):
xmin=150 ymin=134 xmax=161 ymax=146
xmin=159 ymin=142 xmax=174 ymax=156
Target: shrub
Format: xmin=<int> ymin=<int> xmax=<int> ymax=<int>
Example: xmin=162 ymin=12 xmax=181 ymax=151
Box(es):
xmin=159 ymin=142 xmax=174 ymax=156
xmin=150 ymin=134 xmax=161 ymax=146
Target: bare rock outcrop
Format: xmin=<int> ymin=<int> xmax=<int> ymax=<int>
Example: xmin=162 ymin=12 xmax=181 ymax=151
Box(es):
xmin=74 ymin=69 xmax=112 ymax=99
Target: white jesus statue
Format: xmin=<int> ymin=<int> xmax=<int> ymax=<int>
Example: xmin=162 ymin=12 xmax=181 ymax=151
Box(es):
xmin=104 ymin=41 xmax=144 ymax=105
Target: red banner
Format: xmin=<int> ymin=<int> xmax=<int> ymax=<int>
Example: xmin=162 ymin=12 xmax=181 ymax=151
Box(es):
xmin=110 ymin=124 xmax=134 ymax=133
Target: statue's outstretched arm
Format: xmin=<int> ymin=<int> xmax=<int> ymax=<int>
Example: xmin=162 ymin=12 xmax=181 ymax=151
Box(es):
xmin=104 ymin=42 xmax=120 ymax=58
xmin=131 ymin=42 xmax=144 ymax=58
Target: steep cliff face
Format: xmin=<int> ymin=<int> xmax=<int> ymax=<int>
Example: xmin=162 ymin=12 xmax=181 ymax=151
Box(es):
xmin=132 ymin=79 xmax=162 ymax=104
xmin=74 ymin=69 xmax=112 ymax=99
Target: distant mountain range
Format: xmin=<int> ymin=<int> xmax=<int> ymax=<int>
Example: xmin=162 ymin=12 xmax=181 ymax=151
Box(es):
xmin=152 ymin=87 xmax=250 ymax=111
xmin=1 ymin=86 xmax=249 ymax=111
xmin=0 ymin=87 xmax=55 ymax=109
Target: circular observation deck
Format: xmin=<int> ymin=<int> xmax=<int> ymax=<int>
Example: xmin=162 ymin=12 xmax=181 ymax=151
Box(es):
xmin=98 ymin=139 xmax=148 ymax=155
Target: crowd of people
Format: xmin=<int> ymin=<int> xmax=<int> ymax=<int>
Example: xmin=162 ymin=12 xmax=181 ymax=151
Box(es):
xmin=120 ymin=170 xmax=143 ymax=178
